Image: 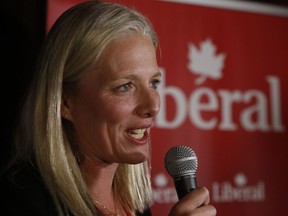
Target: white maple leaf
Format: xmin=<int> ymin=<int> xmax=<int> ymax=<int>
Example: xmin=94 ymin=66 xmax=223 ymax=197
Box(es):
xmin=234 ymin=172 xmax=247 ymax=187
xmin=187 ymin=38 xmax=226 ymax=85
xmin=154 ymin=173 xmax=168 ymax=187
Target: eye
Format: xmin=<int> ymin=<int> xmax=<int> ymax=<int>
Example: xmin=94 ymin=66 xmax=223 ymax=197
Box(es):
xmin=116 ymin=82 xmax=133 ymax=92
xmin=151 ymin=78 xmax=161 ymax=90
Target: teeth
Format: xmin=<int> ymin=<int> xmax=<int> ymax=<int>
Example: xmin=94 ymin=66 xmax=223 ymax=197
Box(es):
xmin=129 ymin=129 xmax=145 ymax=139
xmin=131 ymin=129 xmax=145 ymax=134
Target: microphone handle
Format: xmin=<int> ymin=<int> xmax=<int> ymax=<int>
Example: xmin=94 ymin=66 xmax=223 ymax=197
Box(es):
xmin=174 ymin=175 xmax=197 ymax=200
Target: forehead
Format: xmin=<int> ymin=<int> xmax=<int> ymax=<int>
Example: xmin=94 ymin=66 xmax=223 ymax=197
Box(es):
xmin=80 ymin=34 xmax=158 ymax=87
xmin=99 ymin=34 xmax=157 ymax=74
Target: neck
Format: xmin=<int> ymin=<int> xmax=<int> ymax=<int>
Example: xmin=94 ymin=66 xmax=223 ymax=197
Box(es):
xmin=94 ymin=199 xmax=119 ymax=216
xmin=80 ymin=157 xmax=121 ymax=214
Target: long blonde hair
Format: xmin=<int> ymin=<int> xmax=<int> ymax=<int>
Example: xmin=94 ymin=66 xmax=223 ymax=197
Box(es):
xmin=14 ymin=1 xmax=158 ymax=215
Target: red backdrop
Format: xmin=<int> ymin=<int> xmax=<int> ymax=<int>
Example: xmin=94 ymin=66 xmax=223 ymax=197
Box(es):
xmin=48 ymin=0 xmax=288 ymax=215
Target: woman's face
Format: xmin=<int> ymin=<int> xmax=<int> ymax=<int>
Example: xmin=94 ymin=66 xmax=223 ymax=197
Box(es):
xmin=65 ymin=34 xmax=161 ymax=165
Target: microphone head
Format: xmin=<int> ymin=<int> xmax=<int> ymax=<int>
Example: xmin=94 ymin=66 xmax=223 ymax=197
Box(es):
xmin=164 ymin=145 xmax=198 ymax=178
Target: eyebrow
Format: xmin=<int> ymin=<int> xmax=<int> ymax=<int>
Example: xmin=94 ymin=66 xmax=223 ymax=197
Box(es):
xmin=109 ymin=70 xmax=162 ymax=81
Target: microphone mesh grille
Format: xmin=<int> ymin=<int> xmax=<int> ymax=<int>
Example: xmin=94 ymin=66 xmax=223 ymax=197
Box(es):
xmin=164 ymin=145 xmax=198 ymax=177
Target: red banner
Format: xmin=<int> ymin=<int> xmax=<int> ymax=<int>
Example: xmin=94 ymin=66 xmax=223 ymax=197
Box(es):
xmin=48 ymin=0 xmax=288 ymax=215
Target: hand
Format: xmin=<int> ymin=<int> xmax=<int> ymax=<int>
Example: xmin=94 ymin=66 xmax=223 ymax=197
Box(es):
xmin=168 ymin=187 xmax=217 ymax=216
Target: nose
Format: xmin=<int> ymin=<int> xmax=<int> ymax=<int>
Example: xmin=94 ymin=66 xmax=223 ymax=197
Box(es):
xmin=136 ymin=89 xmax=160 ymax=118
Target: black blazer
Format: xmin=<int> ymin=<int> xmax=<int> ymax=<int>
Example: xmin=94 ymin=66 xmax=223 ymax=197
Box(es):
xmin=0 ymin=163 xmax=151 ymax=216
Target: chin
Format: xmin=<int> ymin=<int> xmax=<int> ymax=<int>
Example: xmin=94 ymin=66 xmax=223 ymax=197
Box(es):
xmin=126 ymin=152 xmax=149 ymax=164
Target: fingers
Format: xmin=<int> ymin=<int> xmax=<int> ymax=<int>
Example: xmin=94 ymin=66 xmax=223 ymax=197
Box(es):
xmin=168 ymin=187 xmax=217 ymax=216
xmin=185 ymin=204 xmax=217 ymax=216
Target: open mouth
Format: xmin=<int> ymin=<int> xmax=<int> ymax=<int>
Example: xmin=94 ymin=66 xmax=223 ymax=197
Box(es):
xmin=128 ymin=128 xmax=146 ymax=139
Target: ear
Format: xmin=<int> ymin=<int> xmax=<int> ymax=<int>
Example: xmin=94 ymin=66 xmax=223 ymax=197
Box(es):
xmin=61 ymin=91 xmax=74 ymax=121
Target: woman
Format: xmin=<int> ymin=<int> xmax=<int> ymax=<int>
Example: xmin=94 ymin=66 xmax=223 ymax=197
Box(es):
xmin=0 ymin=1 xmax=216 ymax=216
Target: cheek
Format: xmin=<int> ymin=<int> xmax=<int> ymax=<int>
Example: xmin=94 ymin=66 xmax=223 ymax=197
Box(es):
xmin=102 ymin=100 xmax=134 ymax=123
xmin=82 ymin=93 xmax=134 ymax=124
xmin=71 ymin=88 xmax=135 ymax=131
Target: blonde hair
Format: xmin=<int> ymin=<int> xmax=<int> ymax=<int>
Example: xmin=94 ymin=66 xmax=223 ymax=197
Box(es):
xmin=14 ymin=1 xmax=158 ymax=215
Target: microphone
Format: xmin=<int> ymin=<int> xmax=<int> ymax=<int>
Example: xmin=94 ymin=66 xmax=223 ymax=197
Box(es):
xmin=164 ymin=145 xmax=198 ymax=200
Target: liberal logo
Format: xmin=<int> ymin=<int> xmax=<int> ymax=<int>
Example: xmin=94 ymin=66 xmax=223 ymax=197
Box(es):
xmin=187 ymin=38 xmax=226 ymax=85
xmin=155 ymin=37 xmax=285 ymax=132
xmin=152 ymin=172 xmax=178 ymax=204
xmin=212 ymin=172 xmax=265 ymax=202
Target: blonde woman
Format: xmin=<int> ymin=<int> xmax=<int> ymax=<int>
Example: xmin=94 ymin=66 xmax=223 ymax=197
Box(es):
xmin=0 ymin=1 xmax=216 ymax=216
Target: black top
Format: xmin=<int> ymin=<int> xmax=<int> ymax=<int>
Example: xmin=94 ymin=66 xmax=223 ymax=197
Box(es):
xmin=0 ymin=163 xmax=152 ymax=216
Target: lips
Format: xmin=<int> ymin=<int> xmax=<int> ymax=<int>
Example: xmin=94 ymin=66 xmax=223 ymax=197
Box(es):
xmin=126 ymin=127 xmax=150 ymax=144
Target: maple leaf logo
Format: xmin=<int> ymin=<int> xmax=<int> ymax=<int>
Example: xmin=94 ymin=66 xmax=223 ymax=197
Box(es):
xmin=234 ymin=172 xmax=247 ymax=187
xmin=187 ymin=38 xmax=226 ymax=85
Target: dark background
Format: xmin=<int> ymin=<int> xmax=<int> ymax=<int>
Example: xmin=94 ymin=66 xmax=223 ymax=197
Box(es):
xmin=0 ymin=0 xmax=46 ymax=170
xmin=0 ymin=0 xmax=287 ymax=171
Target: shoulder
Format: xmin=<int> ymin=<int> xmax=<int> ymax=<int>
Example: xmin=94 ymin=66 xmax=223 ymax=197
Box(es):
xmin=0 ymin=162 xmax=58 ymax=215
